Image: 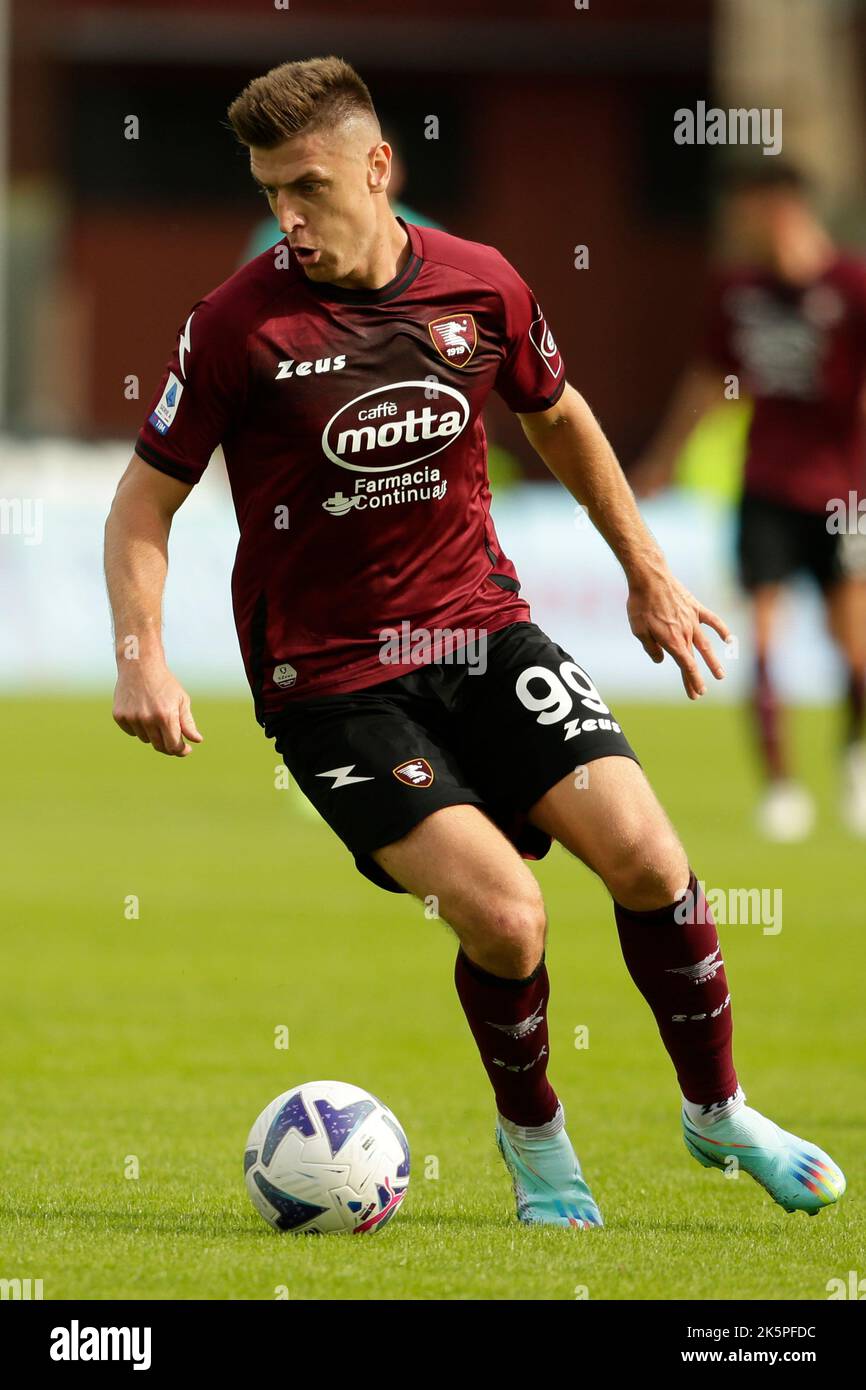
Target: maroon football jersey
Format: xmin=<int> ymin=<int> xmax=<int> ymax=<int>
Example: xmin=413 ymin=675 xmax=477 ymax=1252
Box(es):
xmin=701 ymin=255 xmax=866 ymax=513
xmin=135 ymin=218 xmax=565 ymax=721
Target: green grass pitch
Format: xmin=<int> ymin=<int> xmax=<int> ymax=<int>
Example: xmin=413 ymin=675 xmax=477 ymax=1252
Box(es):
xmin=1 ymin=694 xmax=862 ymax=1300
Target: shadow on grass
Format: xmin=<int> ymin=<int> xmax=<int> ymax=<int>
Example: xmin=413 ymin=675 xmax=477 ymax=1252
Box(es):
xmin=2 ymin=1198 xmax=512 ymax=1240
xmin=6 ymin=1196 xmax=805 ymax=1243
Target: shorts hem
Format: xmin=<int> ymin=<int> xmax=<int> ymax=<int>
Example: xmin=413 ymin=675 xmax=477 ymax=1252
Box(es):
xmin=516 ymin=742 xmax=642 ymax=813
xmin=349 ymin=791 xmax=488 ymax=859
xmin=352 ymin=793 xmax=488 ymax=894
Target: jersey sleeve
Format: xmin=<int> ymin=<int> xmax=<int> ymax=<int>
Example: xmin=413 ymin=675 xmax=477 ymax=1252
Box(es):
xmin=493 ymin=260 xmax=566 ymax=413
xmin=134 ymin=297 xmax=246 ymax=484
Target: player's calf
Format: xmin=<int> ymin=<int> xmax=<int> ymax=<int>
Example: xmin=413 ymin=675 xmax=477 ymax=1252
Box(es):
xmin=530 ymin=759 xmax=738 ymax=1108
xmin=370 ymin=804 xmax=563 ymax=1150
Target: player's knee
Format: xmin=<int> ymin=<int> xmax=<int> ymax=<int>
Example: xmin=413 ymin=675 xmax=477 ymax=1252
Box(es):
xmin=468 ymin=878 xmax=547 ymax=978
xmin=604 ymin=830 xmax=689 ymax=911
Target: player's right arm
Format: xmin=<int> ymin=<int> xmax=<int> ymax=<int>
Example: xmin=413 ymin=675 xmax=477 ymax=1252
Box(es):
xmin=104 ymin=456 xmax=203 ymax=757
xmin=107 ymin=290 xmax=246 ymax=754
xmin=631 ymin=270 xmax=737 ymax=497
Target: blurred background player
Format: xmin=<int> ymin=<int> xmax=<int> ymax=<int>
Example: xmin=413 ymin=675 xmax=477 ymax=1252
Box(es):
xmin=634 ymin=164 xmax=866 ymax=842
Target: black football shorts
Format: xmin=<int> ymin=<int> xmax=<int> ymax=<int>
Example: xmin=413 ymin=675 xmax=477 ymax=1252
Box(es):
xmin=737 ymin=491 xmax=866 ymax=592
xmin=265 ymin=621 xmax=638 ymax=894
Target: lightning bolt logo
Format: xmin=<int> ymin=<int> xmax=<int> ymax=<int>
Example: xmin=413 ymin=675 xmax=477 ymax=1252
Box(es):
xmin=315 ymin=765 xmax=374 ymax=789
xmin=178 ymin=310 xmax=195 ymax=381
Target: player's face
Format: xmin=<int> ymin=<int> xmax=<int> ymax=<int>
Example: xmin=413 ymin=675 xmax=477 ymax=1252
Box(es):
xmin=723 ymin=188 xmax=799 ymax=263
xmin=250 ymin=123 xmax=390 ymax=285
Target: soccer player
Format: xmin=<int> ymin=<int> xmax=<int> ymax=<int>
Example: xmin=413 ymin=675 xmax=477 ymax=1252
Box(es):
xmin=104 ymin=59 xmax=845 ymax=1226
xmin=635 ymin=163 xmax=866 ymax=842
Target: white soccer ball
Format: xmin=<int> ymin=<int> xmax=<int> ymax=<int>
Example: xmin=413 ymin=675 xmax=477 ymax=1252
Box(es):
xmin=244 ymin=1080 xmax=410 ymax=1234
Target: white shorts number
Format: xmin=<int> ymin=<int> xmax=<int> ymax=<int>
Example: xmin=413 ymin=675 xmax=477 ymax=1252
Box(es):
xmin=515 ymin=661 xmax=610 ymax=725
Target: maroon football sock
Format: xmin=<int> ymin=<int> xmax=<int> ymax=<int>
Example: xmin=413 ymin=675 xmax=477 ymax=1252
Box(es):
xmin=613 ymin=871 xmax=738 ymax=1105
xmin=753 ymin=653 xmax=786 ymax=780
xmin=845 ymin=667 xmax=865 ymax=745
xmin=454 ymin=948 xmax=559 ymax=1127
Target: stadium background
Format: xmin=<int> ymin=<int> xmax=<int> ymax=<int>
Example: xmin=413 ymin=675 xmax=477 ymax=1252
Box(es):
xmin=2 ymin=0 xmax=866 ymax=1303
xmin=5 ymin=0 xmax=866 ymax=697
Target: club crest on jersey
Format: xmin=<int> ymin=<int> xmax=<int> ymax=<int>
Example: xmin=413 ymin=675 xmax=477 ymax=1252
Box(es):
xmin=392 ymin=757 xmax=435 ymax=788
xmin=428 ymin=314 xmax=478 ymax=368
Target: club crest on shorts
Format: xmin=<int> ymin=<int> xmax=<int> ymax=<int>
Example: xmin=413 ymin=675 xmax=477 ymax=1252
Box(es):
xmin=427 ymin=314 xmax=478 ymax=368
xmin=392 ymin=757 xmax=435 ymax=788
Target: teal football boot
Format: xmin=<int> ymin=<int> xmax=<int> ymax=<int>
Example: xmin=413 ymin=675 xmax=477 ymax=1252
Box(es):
xmin=495 ymin=1106 xmax=604 ymax=1228
xmin=683 ymin=1104 xmax=846 ymax=1215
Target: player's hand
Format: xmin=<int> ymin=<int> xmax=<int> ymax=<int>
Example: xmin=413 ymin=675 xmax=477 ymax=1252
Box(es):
xmin=626 ymin=565 xmax=730 ymax=700
xmin=112 ymin=660 xmax=203 ymax=756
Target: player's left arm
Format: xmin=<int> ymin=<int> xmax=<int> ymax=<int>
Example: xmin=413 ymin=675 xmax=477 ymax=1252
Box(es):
xmin=517 ymin=380 xmax=729 ymax=700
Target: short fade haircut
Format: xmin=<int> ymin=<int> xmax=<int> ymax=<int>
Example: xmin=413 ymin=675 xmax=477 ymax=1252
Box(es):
xmin=227 ymin=55 xmax=379 ymax=149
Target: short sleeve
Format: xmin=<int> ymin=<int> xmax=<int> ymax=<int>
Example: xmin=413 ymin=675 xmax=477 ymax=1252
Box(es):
xmin=493 ymin=262 xmax=566 ymax=413
xmin=135 ymin=298 xmax=246 ymax=484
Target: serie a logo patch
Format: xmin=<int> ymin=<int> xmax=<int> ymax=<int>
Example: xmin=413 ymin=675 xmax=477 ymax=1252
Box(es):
xmin=149 ymin=372 xmax=183 ymax=434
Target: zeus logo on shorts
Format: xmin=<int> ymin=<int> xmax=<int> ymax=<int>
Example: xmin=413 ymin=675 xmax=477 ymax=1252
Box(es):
xmin=562 ymin=715 xmax=622 ymax=739
xmin=322 ymin=382 xmax=469 ymax=472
